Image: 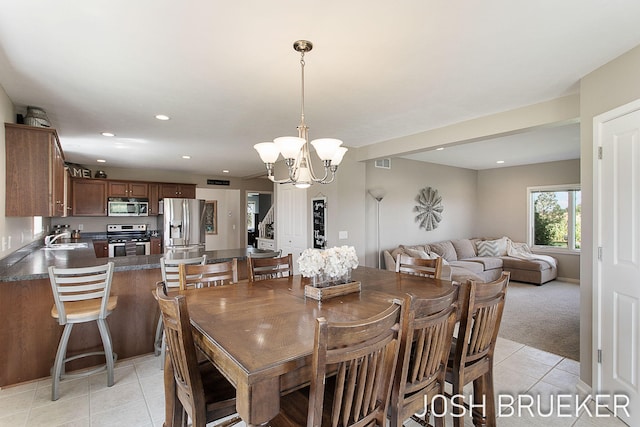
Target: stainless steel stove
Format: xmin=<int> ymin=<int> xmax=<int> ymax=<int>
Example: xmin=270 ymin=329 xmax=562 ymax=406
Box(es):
xmin=106 ymin=224 xmax=151 ymax=257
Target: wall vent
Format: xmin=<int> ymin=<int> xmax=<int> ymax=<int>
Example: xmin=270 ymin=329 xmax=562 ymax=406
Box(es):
xmin=374 ymin=158 xmax=391 ymax=169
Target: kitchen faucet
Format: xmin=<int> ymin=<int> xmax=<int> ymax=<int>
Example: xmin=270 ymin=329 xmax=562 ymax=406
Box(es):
xmin=44 ymin=231 xmax=71 ymax=247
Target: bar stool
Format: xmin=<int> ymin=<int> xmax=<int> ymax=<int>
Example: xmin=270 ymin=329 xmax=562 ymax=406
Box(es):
xmin=48 ymin=262 xmax=118 ymax=401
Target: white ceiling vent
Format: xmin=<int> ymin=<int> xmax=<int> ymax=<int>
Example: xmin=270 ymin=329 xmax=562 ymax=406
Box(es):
xmin=374 ymin=158 xmax=391 ymax=169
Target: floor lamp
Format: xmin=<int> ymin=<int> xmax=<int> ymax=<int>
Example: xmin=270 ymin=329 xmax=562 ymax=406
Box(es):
xmin=368 ymin=190 xmax=384 ymax=269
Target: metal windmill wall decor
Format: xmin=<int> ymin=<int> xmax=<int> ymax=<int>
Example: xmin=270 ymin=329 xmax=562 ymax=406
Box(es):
xmin=414 ymin=186 xmax=444 ymax=231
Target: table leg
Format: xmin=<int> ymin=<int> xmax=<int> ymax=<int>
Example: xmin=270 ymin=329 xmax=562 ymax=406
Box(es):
xmin=236 ymin=377 xmax=280 ymax=425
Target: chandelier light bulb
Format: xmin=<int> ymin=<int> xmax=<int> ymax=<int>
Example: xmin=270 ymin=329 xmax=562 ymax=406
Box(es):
xmin=254 ymin=142 xmax=281 ymax=163
xmin=331 ymin=147 xmax=348 ymax=166
xmin=310 ymin=138 xmax=342 ymax=161
xmin=274 ymin=137 xmax=306 ymax=160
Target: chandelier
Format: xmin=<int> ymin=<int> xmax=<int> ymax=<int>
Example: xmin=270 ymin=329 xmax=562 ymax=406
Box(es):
xmin=254 ymin=40 xmax=347 ymax=189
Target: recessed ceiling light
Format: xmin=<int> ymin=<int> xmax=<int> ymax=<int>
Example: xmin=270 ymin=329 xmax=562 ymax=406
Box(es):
xmin=496 ymin=160 xmax=505 ymax=164
xmin=155 ymin=114 xmax=170 ymax=121
xmin=97 ymin=159 xmax=106 ymax=163
xmin=222 ymin=170 xmax=230 ymax=174
xmin=101 ymin=132 xmax=115 ymax=137
xmin=436 ymin=147 xmax=444 ymax=151
xmin=182 ymin=155 xmax=191 ymax=159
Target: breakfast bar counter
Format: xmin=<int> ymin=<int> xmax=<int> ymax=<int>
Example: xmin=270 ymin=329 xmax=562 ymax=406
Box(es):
xmin=0 ymin=240 xmax=272 ymax=386
xmin=0 ymin=239 xmax=269 ymax=282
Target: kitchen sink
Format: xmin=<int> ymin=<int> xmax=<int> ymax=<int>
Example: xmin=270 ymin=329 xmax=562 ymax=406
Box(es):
xmin=42 ymin=242 xmax=89 ymax=250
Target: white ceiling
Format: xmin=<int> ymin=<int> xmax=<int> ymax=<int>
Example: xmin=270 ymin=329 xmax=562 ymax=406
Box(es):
xmin=402 ymin=123 xmax=581 ymax=170
xmin=1 ymin=1 xmax=639 ymax=176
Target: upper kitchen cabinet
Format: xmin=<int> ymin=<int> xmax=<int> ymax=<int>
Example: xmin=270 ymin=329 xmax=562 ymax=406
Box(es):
xmin=147 ymin=183 xmax=159 ymax=215
xmin=72 ymin=178 xmax=107 ymax=216
xmin=108 ymin=181 xmax=149 ymax=198
xmin=160 ymin=183 xmax=196 ymax=199
xmin=5 ymin=123 xmax=66 ymax=217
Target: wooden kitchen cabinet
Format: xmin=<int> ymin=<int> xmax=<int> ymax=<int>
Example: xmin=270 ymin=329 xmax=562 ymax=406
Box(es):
xmin=62 ymin=168 xmax=73 ymax=217
xmin=147 ymin=183 xmax=159 ymax=215
xmin=72 ymin=178 xmax=108 ymax=216
xmin=93 ymin=239 xmax=109 ymax=257
xmin=108 ymin=181 xmax=148 ymax=198
xmin=160 ymin=183 xmax=196 ymax=199
xmin=150 ymin=237 xmax=162 ymax=254
xmin=5 ymin=123 xmax=66 ymax=217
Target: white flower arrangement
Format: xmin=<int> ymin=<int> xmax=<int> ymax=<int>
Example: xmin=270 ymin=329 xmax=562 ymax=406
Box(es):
xmin=298 ymin=245 xmax=359 ymax=279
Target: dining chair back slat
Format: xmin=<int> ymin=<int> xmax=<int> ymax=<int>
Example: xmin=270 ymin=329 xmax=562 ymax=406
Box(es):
xmin=248 ymin=253 xmax=293 ymax=282
xmin=153 ymin=282 xmax=240 ymax=427
xmin=389 ymin=287 xmax=460 ymax=427
xmin=270 ymin=299 xmax=405 ymax=427
xmin=155 ymin=255 xmax=207 ymax=360
xmin=179 ymin=259 xmax=238 ymax=290
xmin=395 ymin=254 xmax=443 ymax=279
xmin=446 ymin=272 xmax=510 ymax=427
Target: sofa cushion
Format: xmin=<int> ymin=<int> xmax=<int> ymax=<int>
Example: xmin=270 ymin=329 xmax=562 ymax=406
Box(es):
xmin=429 ymin=241 xmax=458 ymax=261
xmin=451 ymin=239 xmax=476 ymax=259
xmin=501 ymin=256 xmax=553 ymax=272
xmin=461 ymin=256 xmax=503 ymax=270
xmin=449 ymin=260 xmax=484 ymax=274
xmin=476 ymin=237 xmax=508 ymax=257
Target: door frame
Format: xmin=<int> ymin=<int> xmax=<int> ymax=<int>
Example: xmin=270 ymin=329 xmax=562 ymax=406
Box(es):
xmin=592 ymin=97 xmax=640 ymax=398
xmin=245 ymin=190 xmax=273 ymax=247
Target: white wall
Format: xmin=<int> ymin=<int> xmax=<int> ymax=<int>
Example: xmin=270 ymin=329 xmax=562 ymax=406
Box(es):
xmin=364 ymin=158 xmax=478 ymax=267
xmin=579 ymin=44 xmax=640 ymax=386
xmin=476 ymin=159 xmax=581 ymax=280
xmin=196 ymin=188 xmax=241 ymax=250
xmin=0 ymin=84 xmax=44 ymax=259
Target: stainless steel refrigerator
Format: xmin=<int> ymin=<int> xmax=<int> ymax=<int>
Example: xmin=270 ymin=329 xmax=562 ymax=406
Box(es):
xmin=159 ymin=198 xmax=206 ymax=250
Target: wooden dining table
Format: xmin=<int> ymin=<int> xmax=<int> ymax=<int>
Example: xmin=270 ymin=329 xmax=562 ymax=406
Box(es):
xmin=163 ymin=266 xmax=456 ymax=427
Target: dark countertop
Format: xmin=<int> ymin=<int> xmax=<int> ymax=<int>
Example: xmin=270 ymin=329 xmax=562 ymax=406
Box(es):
xmin=0 ymin=238 xmax=275 ymax=282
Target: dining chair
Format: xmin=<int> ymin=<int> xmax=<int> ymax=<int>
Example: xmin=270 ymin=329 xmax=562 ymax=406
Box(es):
xmin=153 ymin=282 xmax=241 ymax=427
xmin=389 ymin=287 xmax=461 ymax=427
xmin=247 ymin=249 xmax=281 ymax=259
xmin=154 ymin=255 xmax=207 ymax=360
xmin=179 ymin=259 xmax=238 ymax=290
xmin=395 ymin=254 xmax=443 ymax=279
xmin=269 ymin=298 xmax=405 ymax=427
xmin=48 ymin=262 xmax=117 ymax=401
xmin=445 ymin=272 xmax=510 ymax=427
xmin=247 ymin=253 xmax=293 ymax=282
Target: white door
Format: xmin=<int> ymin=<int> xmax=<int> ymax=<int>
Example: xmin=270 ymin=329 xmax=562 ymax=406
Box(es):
xmin=276 ymin=185 xmax=308 ymax=274
xmin=595 ymin=101 xmax=640 ymax=426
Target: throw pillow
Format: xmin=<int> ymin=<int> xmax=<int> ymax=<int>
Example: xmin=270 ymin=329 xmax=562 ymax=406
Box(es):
xmin=428 ymin=241 xmax=458 ymax=261
xmin=451 ymin=239 xmax=476 ymax=259
xmin=476 ymin=237 xmax=508 ymax=257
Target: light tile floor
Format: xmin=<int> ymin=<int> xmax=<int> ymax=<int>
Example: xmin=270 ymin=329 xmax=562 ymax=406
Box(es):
xmin=0 ymin=338 xmax=629 ymax=427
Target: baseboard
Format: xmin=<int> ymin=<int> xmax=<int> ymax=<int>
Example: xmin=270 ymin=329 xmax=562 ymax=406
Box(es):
xmin=576 ymin=379 xmax=592 ymax=398
xmin=557 ymin=276 xmax=580 ymax=284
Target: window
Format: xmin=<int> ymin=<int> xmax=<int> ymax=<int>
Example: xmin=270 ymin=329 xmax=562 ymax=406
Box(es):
xmin=527 ymin=185 xmax=581 ymax=251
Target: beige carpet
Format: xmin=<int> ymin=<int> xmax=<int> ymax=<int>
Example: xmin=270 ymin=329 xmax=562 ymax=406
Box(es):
xmin=498 ymin=279 xmax=580 ymax=361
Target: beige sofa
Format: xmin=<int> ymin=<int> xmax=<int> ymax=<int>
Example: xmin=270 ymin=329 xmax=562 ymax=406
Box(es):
xmin=383 ymin=237 xmax=557 ymax=285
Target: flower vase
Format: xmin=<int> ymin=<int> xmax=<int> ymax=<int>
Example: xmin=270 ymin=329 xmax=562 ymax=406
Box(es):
xmin=311 ymin=270 xmax=352 ymax=288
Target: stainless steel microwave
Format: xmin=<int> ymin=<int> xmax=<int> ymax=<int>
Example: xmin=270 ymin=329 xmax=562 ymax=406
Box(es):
xmin=107 ymin=198 xmax=149 ymax=216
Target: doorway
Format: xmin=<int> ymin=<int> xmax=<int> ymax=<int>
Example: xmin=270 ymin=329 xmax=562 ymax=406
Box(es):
xmin=246 ymin=191 xmax=273 ymax=248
